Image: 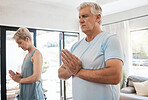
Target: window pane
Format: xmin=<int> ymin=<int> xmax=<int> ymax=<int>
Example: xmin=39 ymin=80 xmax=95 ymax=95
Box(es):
xmin=36 ymin=30 xmax=60 ymax=100
xmin=131 ymin=30 xmax=148 ymax=76
xmin=64 ymin=33 xmax=79 ymax=100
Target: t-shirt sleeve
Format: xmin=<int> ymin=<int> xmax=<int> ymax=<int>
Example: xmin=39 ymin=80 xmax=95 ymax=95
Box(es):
xmin=103 ymin=34 xmax=124 ymax=63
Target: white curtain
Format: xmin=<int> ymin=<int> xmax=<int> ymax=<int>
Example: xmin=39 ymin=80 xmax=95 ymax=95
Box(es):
xmin=102 ymin=21 xmax=132 ymax=78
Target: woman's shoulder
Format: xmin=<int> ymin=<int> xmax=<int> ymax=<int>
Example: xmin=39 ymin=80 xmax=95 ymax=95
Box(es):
xmin=32 ymin=49 xmax=42 ymax=58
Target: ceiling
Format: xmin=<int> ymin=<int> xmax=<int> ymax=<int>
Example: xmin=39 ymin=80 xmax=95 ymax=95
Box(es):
xmin=29 ymin=0 xmax=119 ymax=6
xmin=1 ymin=0 xmax=148 ymax=16
xmin=29 ymin=0 xmax=148 ymax=15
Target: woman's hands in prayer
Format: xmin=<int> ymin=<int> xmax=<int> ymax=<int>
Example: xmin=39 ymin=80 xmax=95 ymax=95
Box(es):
xmin=61 ymin=49 xmax=82 ymax=75
xmin=9 ymin=70 xmax=21 ymax=83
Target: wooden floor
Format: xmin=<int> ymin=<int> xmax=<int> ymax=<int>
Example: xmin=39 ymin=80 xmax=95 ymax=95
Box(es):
xmin=7 ymin=96 xmax=17 ymax=100
xmin=7 ymin=88 xmax=19 ymax=100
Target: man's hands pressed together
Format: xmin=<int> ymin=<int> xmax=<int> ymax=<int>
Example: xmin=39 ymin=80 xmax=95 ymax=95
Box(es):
xmin=60 ymin=49 xmax=82 ymax=75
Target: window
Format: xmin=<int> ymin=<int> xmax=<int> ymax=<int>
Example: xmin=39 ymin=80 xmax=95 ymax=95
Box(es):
xmin=36 ymin=30 xmax=60 ymax=100
xmin=0 ymin=26 xmax=79 ymax=100
xmin=64 ymin=33 xmax=79 ymax=100
xmin=131 ymin=29 xmax=148 ymax=76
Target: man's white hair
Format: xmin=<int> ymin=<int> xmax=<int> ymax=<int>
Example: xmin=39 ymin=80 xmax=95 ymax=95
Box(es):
xmin=77 ymin=2 xmax=102 ymax=24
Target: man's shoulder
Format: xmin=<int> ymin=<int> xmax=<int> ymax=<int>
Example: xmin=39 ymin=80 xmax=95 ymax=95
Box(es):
xmin=73 ymin=38 xmax=85 ymax=47
xmin=102 ymin=31 xmax=118 ymax=41
xmin=70 ymin=38 xmax=85 ymax=53
xmin=103 ymin=31 xmax=117 ymax=37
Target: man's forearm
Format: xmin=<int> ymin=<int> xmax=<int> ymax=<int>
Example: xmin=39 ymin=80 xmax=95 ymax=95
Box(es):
xmin=75 ymin=59 xmax=123 ymax=84
xmin=76 ymin=67 xmax=122 ymax=85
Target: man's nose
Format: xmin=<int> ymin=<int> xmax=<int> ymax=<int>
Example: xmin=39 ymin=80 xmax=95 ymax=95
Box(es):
xmin=79 ymin=17 xmax=84 ymax=23
xmin=18 ymin=44 xmax=21 ymax=47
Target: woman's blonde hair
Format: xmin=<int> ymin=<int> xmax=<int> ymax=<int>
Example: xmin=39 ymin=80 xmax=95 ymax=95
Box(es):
xmin=13 ymin=27 xmax=32 ymax=41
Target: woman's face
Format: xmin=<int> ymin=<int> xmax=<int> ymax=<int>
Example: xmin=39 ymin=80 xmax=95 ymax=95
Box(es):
xmin=16 ymin=38 xmax=28 ymax=51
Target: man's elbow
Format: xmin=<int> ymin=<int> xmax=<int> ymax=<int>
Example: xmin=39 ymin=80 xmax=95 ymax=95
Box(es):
xmin=58 ymin=69 xmax=63 ymax=79
xmin=113 ymin=74 xmax=122 ymax=85
xmin=113 ymin=79 xmax=121 ymax=85
xmin=58 ymin=73 xmax=69 ymax=80
xmin=58 ymin=76 xmax=68 ymax=80
xmin=58 ymin=73 xmax=63 ymax=80
xmin=58 ymin=71 xmax=71 ymax=80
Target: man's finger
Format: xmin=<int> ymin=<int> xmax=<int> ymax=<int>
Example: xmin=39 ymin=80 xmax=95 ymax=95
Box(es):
xmin=61 ymin=49 xmax=73 ymax=60
xmin=61 ymin=52 xmax=71 ymax=63
xmin=61 ymin=57 xmax=70 ymax=67
xmin=73 ymin=55 xmax=81 ymax=63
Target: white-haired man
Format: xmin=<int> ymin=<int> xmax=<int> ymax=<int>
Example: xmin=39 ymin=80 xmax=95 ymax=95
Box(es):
xmin=58 ymin=2 xmax=124 ymax=100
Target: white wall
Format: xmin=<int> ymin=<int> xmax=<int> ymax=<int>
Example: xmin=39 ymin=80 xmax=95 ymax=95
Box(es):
xmin=129 ymin=15 xmax=148 ymax=30
xmin=102 ymin=5 xmax=148 ymax=26
xmin=1 ymin=0 xmax=147 ymax=36
xmin=0 ymin=0 xmax=79 ymax=32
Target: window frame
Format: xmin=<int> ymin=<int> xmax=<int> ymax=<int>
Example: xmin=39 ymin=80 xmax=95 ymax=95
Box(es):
xmin=0 ymin=25 xmax=79 ymax=100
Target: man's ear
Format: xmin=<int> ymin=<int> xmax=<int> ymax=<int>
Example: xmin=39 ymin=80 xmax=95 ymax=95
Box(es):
xmin=96 ymin=14 xmax=101 ymax=23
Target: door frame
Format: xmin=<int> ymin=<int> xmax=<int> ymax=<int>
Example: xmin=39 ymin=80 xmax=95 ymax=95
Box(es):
xmin=0 ymin=26 xmax=36 ymax=100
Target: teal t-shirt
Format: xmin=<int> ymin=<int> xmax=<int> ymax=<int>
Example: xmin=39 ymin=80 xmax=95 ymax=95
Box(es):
xmin=70 ymin=31 xmax=124 ymax=100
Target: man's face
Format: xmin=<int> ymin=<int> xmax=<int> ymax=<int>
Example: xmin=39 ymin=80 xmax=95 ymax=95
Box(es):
xmin=79 ymin=6 xmax=97 ymax=34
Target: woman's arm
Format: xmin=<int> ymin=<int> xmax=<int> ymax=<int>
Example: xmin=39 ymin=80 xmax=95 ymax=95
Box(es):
xmin=20 ymin=50 xmax=43 ymax=83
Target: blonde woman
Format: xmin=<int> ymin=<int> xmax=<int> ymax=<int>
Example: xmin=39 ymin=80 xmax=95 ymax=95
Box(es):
xmin=9 ymin=27 xmax=45 ymax=100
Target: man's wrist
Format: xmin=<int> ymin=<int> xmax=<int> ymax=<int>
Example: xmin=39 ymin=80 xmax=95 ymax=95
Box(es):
xmin=74 ymin=68 xmax=82 ymax=76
